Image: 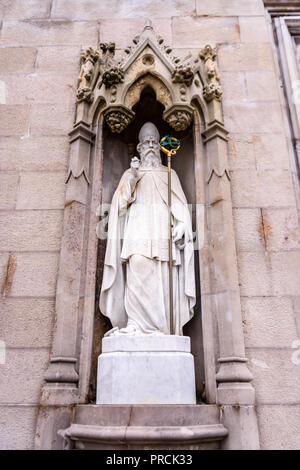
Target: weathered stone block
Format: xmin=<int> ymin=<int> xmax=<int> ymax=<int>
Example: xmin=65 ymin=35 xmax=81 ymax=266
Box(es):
xmin=257 ymin=405 xmax=300 ymax=450
xmin=219 ymin=44 xmax=274 ymax=71
xmin=0 ymin=73 xmax=76 ymax=105
xmin=0 ymin=211 xmax=63 ymax=251
xmin=0 ymin=20 xmax=99 ymax=47
xmin=0 ymin=174 xmax=18 ymax=210
xmin=196 ymin=0 xmax=264 ymax=16
xmin=239 ymin=16 xmax=269 ymax=43
xmin=247 ymin=349 xmax=300 ymax=404
xmin=241 ymin=297 xmax=297 ymax=348
xmin=224 ymin=103 xmax=283 ymax=134
xmin=231 ymin=169 xmax=295 ymax=208
xmin=99 ymin=18 xmax=172 ymax=49
xmin=0 ymin=348 xmax=50 ymax=404
xmin=172 ymin=17 xmax=240 ymax=47
xmin=233 ymin=208 xmax=264 ymax=251
xmin=0 ymin=406 xmax=38 ymax=450
xmin=0 ymin=298 xmax=54 ymax=348
xmin=228 ymin=134 xmax=256 ymax=170
xmin=30 ymin=103 xmax=75 ymax=135
xmin=0 ymin=136 xmax=69 ymax=171
xmin=228 ymin=133 xmax=291 ymax=171
xmin=246 ymin=70 xmax=279 ymax=102
xmin=0 ymin=253 xmax=9 ymax=295
xmin=237 ymin=252 xmax=272 ymax=296
xmin=0 ymin=0 xmax=50 ymax=19
xmin=52 ymin=0 xmax=195 ymax=19
xmin=252 ymin=134 xmax=291 ymax=171
xmin=0 ymin=47 xmax=36 ymax=73
xmin=221 ymin=71 xmax=247 ymax=102
xmin=260 ymin=208 xmax=300 ymax=252
xmin=36 ymin=46 xmax=81 ymax=73
xmin=0 ymin=105 xmax=29 ymax=135
xmin=292 ymin=296 xmax=300 ymax=338
xmin=17 ymin=173 xmax=66 ymax=209
xmin=6 ymin=252 xmax=59 ymax=297
xmin=271 ymin=252 xmax=300 ymax=296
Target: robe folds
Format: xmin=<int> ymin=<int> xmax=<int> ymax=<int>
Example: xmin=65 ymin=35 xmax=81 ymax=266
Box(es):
xmin=99 ymin=165 xmax=196 ymax=335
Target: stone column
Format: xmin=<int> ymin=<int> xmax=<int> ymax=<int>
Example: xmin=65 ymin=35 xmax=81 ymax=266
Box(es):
xmin=202 ymin=118 xmax=259 ymax=449
xmin=35 ymin=120 xmax=95 ymax=449
xmin=198 ymin=42 xmax=260 ymax=449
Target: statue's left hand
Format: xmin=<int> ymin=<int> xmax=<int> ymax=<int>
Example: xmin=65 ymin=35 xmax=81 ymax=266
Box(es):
xmin=172 ymin=222 xmax=186 ymax=248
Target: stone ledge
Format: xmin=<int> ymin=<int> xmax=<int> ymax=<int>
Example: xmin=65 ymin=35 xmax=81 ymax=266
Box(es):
xmin=76 ymin=404 xmax=221 ymax=426
xmin=60 ymin=404 xmax=227 ymax=450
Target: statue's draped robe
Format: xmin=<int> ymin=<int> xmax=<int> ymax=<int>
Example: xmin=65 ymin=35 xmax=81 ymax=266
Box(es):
xmin=100 ymin=166 xmax=196 ymax=335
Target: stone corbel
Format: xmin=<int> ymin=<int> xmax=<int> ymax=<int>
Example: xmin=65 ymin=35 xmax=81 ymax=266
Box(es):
xmin=200 ymin=45 xmax=223 ymax=102
xmin=103 ymin=105 xmax=135 ymax=133
xmin=163 ymin=104 xmax=194 ymax=132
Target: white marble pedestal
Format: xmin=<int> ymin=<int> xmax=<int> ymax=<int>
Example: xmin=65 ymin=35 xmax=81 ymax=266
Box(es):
xmin=96 ymin=335 xmax=196 ymax=405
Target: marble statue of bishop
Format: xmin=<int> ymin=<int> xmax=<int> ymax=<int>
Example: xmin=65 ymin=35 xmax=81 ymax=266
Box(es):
xmin=100 ymin=122 xmax=196 ymax=336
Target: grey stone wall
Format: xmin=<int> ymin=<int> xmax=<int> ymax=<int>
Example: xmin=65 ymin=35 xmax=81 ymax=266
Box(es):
xmin=0 ymin=0 xmax=299 ymax=449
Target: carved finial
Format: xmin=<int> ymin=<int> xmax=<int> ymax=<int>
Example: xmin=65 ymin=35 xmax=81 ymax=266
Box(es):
xmin=199 ymin=44 xmax=223 ymax=102
xmin=100 ymin=42 xmax=116 ymax=57
xmin=76 ymin=47 xmax=99 ymax=103
xmin=144 ymin=18 xmax=153 ymax=30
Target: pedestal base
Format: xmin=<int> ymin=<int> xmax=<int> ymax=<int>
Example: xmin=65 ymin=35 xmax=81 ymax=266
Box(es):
xmin=96 ymin=335 xmax=196 ymax=405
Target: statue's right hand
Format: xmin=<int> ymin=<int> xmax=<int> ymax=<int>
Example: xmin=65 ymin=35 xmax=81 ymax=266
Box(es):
xmin=130 ymin=156 xmax=140 ymax=173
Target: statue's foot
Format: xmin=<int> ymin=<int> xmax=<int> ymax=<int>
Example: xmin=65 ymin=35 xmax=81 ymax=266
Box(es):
xmin=115 ymin=324 xmax=141 ymax=336
xmin=104 ymin=325 xmax=167 ymax=337
xmin=104 ymin=327 xmax=119 ymax=337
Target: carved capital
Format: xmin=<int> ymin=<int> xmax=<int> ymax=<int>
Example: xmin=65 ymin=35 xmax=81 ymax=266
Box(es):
xmin=163 ymin=104 xmax=193 ymax=132
xmin=103 ymin=105 xmax=135 ymax=133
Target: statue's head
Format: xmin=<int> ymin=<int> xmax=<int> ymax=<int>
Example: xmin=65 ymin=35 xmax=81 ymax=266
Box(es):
xmin=137 ymin=122 xmax=162 ymax=168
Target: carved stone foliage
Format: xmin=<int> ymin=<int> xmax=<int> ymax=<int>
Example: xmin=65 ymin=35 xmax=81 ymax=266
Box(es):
xmin=199 ymin=45 xmax=223 ymax=102
xmin=100 ymin=42 xmax=124 ymax=89
xmin=163 ymin=105 xmax=193 ymax=132
xmin=171 ymin=54 xmax=197 ymax=87
xmin=103 ymin=105 xmax=135 ymax=134
xmin=171 ymin=64 xmax=194 ymax=86
xmin=77 ymin=47 xmax=99 ymax=103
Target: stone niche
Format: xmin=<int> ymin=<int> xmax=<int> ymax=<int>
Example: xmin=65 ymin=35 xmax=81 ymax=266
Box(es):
xmin=91 ymin=84 xmax=205 ymax=404
xmin=35 ymin=21 xmax=259 ymax=451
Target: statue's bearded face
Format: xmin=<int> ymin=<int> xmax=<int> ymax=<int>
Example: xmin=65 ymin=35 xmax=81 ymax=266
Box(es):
xmin=138 ymin=135 xmax=161 ymax=167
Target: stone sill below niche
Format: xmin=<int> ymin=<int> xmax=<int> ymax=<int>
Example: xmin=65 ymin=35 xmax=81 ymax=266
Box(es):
xmin=60 ymin=404 xmax=228 ymax=450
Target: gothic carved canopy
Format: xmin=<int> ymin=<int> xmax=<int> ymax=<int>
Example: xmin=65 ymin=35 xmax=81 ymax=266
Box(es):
xmin=75 ymin=20 xmax=223 ymax=133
